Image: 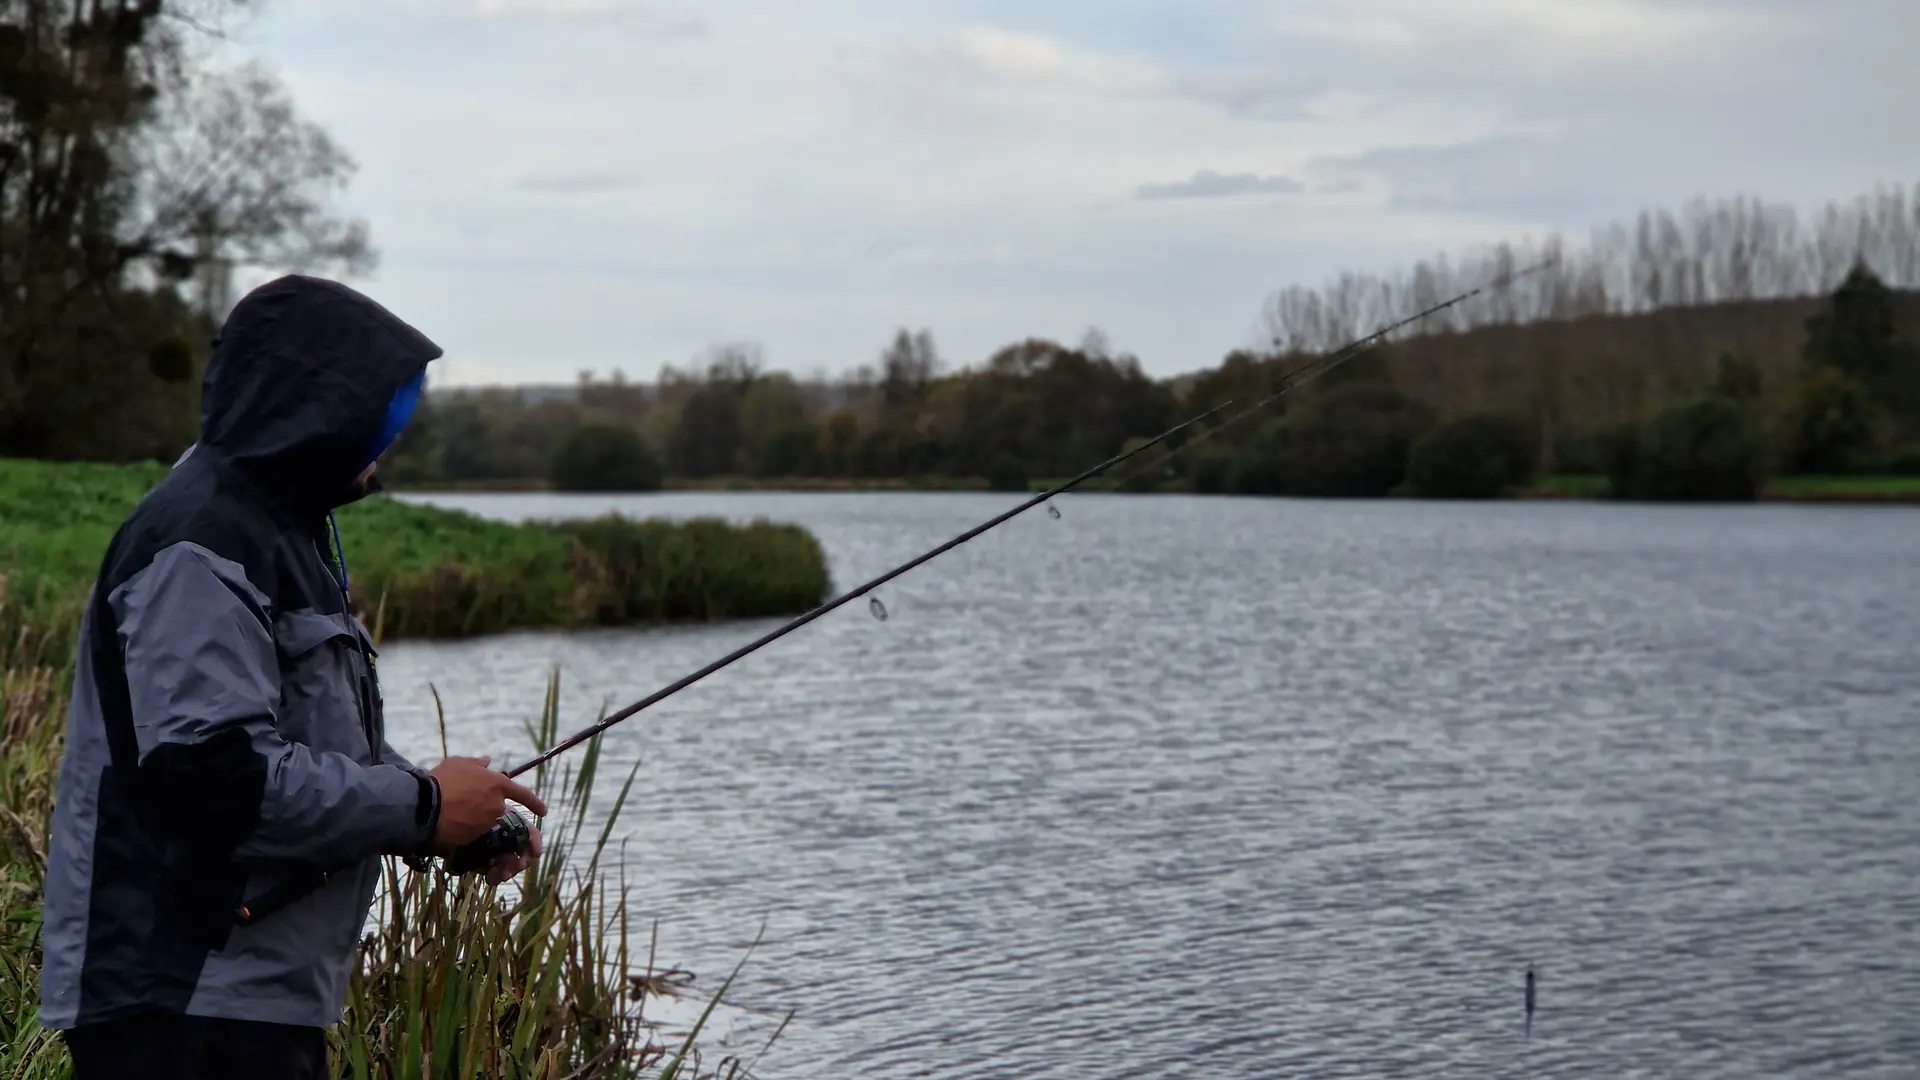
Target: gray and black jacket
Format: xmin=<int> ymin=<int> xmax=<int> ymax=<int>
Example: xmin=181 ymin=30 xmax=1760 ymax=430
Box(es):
xmin=39 ymin=276 xmax=444 ymax=1031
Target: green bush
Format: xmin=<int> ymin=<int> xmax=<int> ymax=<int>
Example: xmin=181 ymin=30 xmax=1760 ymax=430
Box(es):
xmin=1233 ymin=383 xmax=1432 ymax=497
xmin=1546 ymin=433 xmax=1602 ymax=475
xmin=1781 ymin=366 xmax=1875 ymax=474
xmin=548 ymin=423 xmax=664 ymax=492
xmin=1404 ymin=412 xmax=1537 ymax=499
xmin=1608 ymin=396 xmax=1768 ymax=502
xmin=985 ymin=456 xmax=1028 ymax=492
xmin=546 ymin=515 xmax=830 ymax=624
xmin=1188 ymin=451 xmax=1234 ymax=494
xmin=1712 ymin=350 xmax=1764 ymax=402
xmin=1881 ymin=444 xmax=1920 ymax=476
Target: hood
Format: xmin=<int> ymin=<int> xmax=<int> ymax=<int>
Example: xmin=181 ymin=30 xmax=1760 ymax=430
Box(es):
xmin=199 ymin=275 xmax=442 ymax=511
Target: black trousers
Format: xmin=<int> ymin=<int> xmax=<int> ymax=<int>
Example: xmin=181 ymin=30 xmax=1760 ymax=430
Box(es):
xmin=64 ymin=1012 xmax=329 ymax=1080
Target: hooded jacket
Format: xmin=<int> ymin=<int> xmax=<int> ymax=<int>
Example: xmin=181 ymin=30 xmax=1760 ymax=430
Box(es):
xmin=39 ymin=275 xmax=444 ymax=1031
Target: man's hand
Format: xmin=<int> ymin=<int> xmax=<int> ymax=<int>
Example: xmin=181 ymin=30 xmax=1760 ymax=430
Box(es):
xmin=485 ymin=823 xmax=543 ymax=885
xmin=427 ymin=756 xmax=548 ymax=849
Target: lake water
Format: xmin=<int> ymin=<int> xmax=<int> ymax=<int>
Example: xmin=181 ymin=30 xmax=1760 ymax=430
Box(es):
xmin=377 ymin=492 xmax=1920 ymax=1079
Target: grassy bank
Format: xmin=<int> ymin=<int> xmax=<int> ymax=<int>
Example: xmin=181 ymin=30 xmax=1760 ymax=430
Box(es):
xmin=1764 ymin=475 xmax=1920 ymax=501
xmin=0 ymin=458 xmax=832 ymax=663
xmin=395 ymin=469 xmax=1920 ymax=502
xmin=1517 ymin=474 xmax=1920 ymax=503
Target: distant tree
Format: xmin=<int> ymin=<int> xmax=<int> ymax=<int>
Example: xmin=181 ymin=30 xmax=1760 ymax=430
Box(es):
xmin=1597 ymin=419 xmax=1642 ymax=497
xmin=668 ymin=382 xmax=744 ymax=477
xmin=1712 ymin=351 xmax=1764 ymax=402
xmin=1803 ymin=262 xmax=1905 ymax=384
xmin=1782 ymin=366 xmax=1874 ymax=474
xmin=879 ymin=329 xmax=939 ymax=407
xmin=1612 ymin=396 xmax=1768 ymax=501
xmin=1405 ymin=413 xmax=1537 ymax=498
xmin=1236 ymin=383 xmax=1432 ymax=497
xmin=757 ymin=421 xmax=820 ymax=477
xmin=817 ymin=410 xmax=861 ymax=475
xmin=1188 ymin=451 xmax=1235 ymax=495
xmin=985 ymin=455 xmax=1028 ymax=492
xmin=739 ymin=372 xmax=811 ymax=474
xmin=703 ymin=343 xmax=763 ymax=386
xmin=549 ymin=424 xmax=663 ymax=492
xmin=436 ymin=399 xmax=504 ymax=480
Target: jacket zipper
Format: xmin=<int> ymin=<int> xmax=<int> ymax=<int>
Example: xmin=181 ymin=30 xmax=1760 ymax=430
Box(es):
xmin=317 ymin=524 xmax=383 ymax=765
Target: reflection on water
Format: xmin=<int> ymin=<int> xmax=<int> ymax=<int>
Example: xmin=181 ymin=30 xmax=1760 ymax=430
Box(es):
xmin=378 ymin=492 xmax=1920 ymax=1078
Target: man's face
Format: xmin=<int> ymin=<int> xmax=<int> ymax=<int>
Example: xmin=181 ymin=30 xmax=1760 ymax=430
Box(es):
xmin=355 ymin=461 xmax=379 ymax=491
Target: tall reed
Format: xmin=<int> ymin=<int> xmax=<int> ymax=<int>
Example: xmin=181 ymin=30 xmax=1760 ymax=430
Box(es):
xmin=0 ymin=580 xmax=70 ymax=1078
xmin=337 ymin=671 xmax=777 ymax=1079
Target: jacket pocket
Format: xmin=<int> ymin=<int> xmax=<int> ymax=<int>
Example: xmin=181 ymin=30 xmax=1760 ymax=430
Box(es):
xmin=273 ymin=609 xmax=375 ymax=763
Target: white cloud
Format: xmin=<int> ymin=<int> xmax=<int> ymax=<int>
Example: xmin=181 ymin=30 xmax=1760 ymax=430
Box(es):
xmin=222 ymin=0 xmax=1920 ymax=384
xmin=949 ymin=26 xmax=1168 ymax=96
xmin=1274 ymin=0 xmax=1789 ymax=73
xmin=1137 ymin=171 xmax=1305 ymax=200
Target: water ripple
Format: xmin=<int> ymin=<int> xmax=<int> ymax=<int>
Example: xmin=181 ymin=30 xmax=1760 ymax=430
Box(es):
xmin=379 ymin=493 xmax=1920 ymax=1079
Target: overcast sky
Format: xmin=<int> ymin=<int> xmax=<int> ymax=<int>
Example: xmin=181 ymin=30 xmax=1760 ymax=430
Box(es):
xmin=224 ymin=0 xmax=1919 ymax=385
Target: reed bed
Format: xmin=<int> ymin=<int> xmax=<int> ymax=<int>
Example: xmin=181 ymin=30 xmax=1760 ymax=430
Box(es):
xmin=335 ymin=675 xmax=783 ymax=1079
xmin=0 ymin=605 xmax=67 ymax=1078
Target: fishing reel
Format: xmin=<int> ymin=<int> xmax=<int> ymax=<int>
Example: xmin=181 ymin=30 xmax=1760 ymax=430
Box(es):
xmin=449 ymin=808 xmax=534 ymax=875
xmin=406 ymin=807 xmax=535 ymax=876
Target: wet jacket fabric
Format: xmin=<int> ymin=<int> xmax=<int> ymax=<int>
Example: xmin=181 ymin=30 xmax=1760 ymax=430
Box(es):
xmin=39 ymin=275 xmax=444 ymax=1030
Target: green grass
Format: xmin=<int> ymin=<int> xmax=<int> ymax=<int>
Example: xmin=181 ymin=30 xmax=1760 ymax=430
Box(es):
xmin=0 ymin=458 xmax=832 ymax=664
xmin=1765 ymin=475 xmax=1920 ymax=499
xmin=1521 ymin=473 xmax=1920 ymax=502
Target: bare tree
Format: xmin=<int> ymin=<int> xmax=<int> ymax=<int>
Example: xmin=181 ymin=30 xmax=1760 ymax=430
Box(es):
xmin=1259 ymin=181 xmax=1920 ymax=356
xmin=120 ymin=60 xmax=374 ymax=317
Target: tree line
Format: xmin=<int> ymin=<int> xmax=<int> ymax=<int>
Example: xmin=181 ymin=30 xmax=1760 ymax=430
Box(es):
xmin=380 ymin=182 xmax=1920 ymax=501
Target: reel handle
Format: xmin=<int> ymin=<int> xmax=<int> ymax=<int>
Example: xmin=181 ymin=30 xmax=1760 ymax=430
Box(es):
xmin=444 ymin=808 xmax=534 ymax=876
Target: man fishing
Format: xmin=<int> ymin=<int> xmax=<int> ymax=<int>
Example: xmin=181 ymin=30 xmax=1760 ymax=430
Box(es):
xmin=38 ymin=275 xmax=545 ymax=1079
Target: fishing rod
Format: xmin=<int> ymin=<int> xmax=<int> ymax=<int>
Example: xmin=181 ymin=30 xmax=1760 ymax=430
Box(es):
xmin=505 ymin=255 xmax=1558 ymax=779
xmin=231 ymin=257 xmax=1553 ymax=928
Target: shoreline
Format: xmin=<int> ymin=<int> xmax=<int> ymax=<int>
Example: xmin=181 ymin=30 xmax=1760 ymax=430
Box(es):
xmin=391 ymin=476 xmax=1920 ymax=505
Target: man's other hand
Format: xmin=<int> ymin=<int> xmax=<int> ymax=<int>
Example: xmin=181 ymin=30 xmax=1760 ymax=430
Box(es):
xmin=426 ymin=756 xmax=548 ymax=849
xmin=485 ymin=823 xmax=543 ymax=885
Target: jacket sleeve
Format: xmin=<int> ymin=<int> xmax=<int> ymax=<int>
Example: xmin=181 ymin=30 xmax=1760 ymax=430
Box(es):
xmin=379 ymin=737 xmax=443 ymax=846
xmin=111 ymin=541 xmax=436 ymax=867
